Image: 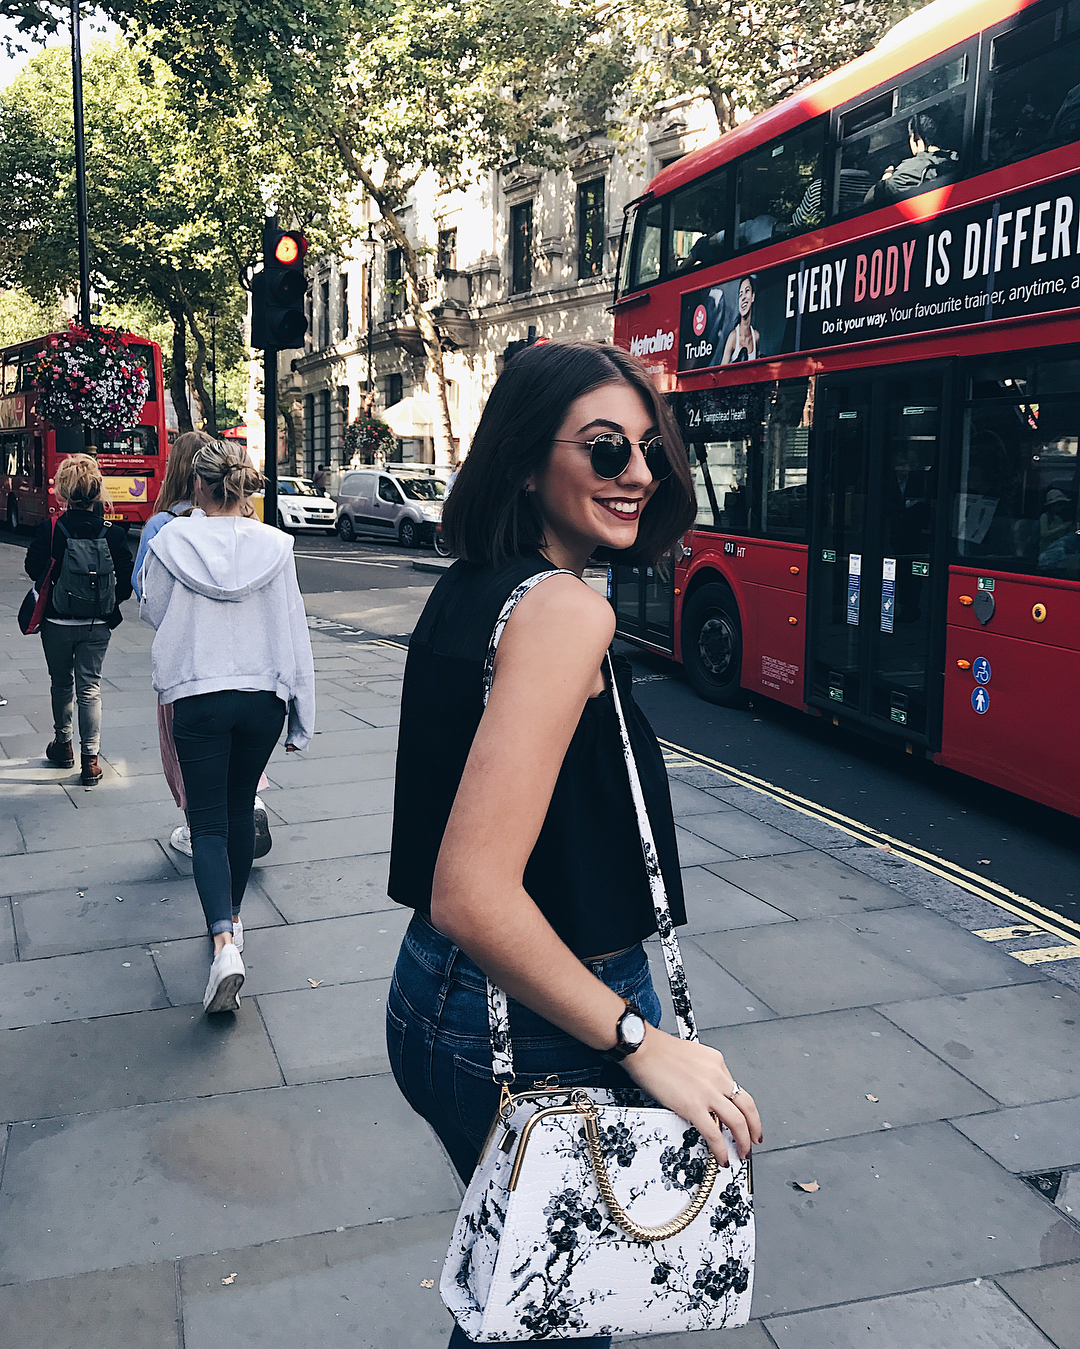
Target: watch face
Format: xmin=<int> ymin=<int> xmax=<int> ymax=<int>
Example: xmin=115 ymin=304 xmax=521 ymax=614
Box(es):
xmin=621 ymin=1012 xmax=646 ymax=1047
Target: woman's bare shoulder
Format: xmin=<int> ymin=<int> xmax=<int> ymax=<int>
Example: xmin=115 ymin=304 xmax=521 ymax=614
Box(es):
xmin=497 ymin=572 xmax=615 ymax=671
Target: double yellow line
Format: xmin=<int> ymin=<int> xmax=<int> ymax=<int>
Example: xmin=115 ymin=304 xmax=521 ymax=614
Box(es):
xmin=660 ymin=738 xmax=1080 ymax=961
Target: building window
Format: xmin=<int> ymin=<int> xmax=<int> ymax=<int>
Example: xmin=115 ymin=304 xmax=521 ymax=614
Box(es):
xmin=438 ymin=228 xmax=458 ymax=273
xmin=339 ymin=273 xmax=349 ymax=339
xmin=317 ymin=389 xmax=331 ymax=467
xmin=386 ymin=247 xmax=403 ymax=283
xmin=510 ymin=200 xmax=533 ymax=294
xmin=387 ymin=372 xmax=403 ymax=406
xmin=319 ymin=279 xmax=331 ymax=349
xmin=337 ymin=386 xmax=350 ymax=463
xmin=577 ymin=179 xmax=605 ymax=278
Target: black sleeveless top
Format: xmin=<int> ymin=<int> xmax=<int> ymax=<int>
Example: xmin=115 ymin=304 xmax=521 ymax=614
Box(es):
xmin=388 ymin=555 xmax=686 ymax=958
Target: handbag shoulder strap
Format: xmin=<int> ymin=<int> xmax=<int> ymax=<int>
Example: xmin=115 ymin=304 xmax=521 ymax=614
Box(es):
xmin=480 ymin=568 xmax=697 ymax=1084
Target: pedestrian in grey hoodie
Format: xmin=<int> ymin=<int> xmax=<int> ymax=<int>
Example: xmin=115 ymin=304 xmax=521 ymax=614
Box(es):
xmin=140 ymin=440 xmax=315 ymax=1013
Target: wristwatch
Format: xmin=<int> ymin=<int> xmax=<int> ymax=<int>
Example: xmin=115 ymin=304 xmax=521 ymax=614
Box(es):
xmin=601 ymin=1000 xmax=647 ymax=1062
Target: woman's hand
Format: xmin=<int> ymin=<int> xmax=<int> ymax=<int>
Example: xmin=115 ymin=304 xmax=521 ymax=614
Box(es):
xmin=622 ymin=1026 xmax=762 ymax=1168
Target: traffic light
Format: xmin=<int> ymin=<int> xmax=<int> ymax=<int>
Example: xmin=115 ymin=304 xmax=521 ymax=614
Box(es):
xmin=501 ymin=326 xmax=548 ymax=366
xmin=251 ymin=222 xmax=309 ymax=350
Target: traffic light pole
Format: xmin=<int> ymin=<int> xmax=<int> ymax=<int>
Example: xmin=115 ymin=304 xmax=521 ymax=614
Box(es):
xmin=264 ymin=346 xmax=279 ymax=529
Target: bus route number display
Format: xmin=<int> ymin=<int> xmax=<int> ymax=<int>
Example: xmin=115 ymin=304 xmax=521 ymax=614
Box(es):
xmin=678 ymin=173 xmax=1080 ymax=370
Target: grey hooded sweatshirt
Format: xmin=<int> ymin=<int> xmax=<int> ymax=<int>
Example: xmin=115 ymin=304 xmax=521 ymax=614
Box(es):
xmin=139 ymin=512 xmax=316 ymax=750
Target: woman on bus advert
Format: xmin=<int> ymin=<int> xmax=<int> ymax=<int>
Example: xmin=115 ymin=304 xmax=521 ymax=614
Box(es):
xmin=721 ymin=276 xmax=761 ymax=364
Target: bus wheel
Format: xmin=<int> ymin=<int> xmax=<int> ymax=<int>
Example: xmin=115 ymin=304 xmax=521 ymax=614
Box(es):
xmin=5 ymin=498 xmax=17 ymax=531
xmin=682 ymin=584 xmax=745 ymax=706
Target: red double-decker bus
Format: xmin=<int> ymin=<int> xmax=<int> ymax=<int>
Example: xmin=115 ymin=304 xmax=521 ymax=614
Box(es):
xmin=0 ymin=331 xmax=168 ymax=532
xmin=612 ymin=0 xmax=1080 ymax=818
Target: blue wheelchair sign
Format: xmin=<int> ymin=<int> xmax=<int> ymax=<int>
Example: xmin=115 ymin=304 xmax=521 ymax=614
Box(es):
xmin=971 ymin=686 xmax=990 ymax=714
xmin=972 ymin=656 xmax=991 ymax=685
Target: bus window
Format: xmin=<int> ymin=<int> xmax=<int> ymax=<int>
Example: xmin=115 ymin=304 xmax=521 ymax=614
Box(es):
xmin=838 ymin=53 xmax=967 ymax=216
xmin=99 ymin=426 xmax=159 ymax=457
xmin=0 ymin=431 xmax=30 ymax=477
xmin=953 ymin=353 xmax=1080 ymax=579
xmin=1 ymin=359 xmax=17 ymax=396
xmin=984 ymin=3 xmax=1080 ymax=168
xmin=669 ymin=167 xmax=731 ymax=271
xmin=735 ymin=120 xmax=824 ymax=249
xmin=627 ymin=200 xmax=663 ymax=290
xmin=762 ymin=378 xmax=813 ymax=541
xmin=690 ymin=440 xmax=749 ymax=532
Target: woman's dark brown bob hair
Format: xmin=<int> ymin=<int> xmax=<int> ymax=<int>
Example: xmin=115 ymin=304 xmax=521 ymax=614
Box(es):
xmin=441 ymin=340 xmax=696 ymax=567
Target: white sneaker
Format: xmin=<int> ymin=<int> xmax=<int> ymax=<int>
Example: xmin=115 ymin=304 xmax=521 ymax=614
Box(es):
xmin=253 ymin=796 xmax=272 ymax=859
xmin=170 ymin=824 xmax=192 ymax=857
xmin=231 ymin=915 xmax=244 ymax=953
xmin=203 ymin=943 xmax=245 ymax=1014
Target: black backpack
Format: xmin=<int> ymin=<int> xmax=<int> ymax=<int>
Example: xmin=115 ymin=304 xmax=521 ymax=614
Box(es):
xmin=51 ymin=520 xmax=115 ymax=619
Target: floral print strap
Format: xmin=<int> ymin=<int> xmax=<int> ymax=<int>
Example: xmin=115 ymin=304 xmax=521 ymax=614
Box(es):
xmin=480 ymin=568 xmax=698 ymax=1082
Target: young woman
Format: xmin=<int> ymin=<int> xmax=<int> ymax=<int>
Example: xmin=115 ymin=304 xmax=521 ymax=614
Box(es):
xmin=140 ymin=440 xmax=315 ymax=1014
xmin=25 ymin=454 xmax=133 ymax=786
xmin=386 ymin=341 xmax=762 ymax=1349
xmin=721 ymin=275 xmax=761 ymax=364
xmin=133 ymin=431 xmax=274 ymax=861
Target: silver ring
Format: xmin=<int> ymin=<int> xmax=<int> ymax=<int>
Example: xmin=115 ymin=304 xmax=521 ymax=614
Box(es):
xmin=728 ymin=1081 xmax=742 ymax=1100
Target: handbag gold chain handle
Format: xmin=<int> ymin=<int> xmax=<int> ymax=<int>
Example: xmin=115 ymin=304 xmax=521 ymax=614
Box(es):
xmin=582 ymin=1111 xmax=719 ymax=1243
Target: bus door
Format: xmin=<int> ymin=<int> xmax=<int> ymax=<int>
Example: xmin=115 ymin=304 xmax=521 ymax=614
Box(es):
xmin=808 ymin=365 xmax=950 ymax=745
xmin=610 ymin=560 xmax=675 ymax=653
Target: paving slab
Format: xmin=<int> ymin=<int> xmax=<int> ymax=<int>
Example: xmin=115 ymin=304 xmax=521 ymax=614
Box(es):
xmin=749 ymin=1122 xmax=1080 ymax=1315
xmin=0 ymin=1002 xmax=283 ymax=1123
xmin=262 ymin=749 xmax=398 ymax=790
xmin=680 ymin=865 xmax=793 ymax=935
xmin=0 ymin=1259 xmax=181 ymax=1349
xmin=0 ymin=898 xmax=15 ymax=963
xmin=0 ymin=944 xmax=168 ymax=1029
xmin=152 ymin=910 xmax=410 ymax=1006
xmin=704 ymin=1006 xmax=994 ymax=1151
xmin=997 ymin=1262 xmax=1080 ymax=1349
xmin=767 ymin=1278 xmax=1057 ymax=1349
xmin=251 ymin=853 xmax=394 ymax=922
xmin=683 ymin=811 xmax=812 ymax=859
xmin=257 ymin=977 xmax=392 ymax=1084
xmin=881 ymin=982 xmax=1080 ymax=1106
xmin=256 ymin=777 xmax=394 ymax=825
xmin=614 ymin=1322 xmax=775 ymax=1348
xmin=180 ymin=1212 xmax=457 ymax=1349
xmin=951 ymin=1098 xmax=1080 ymax=1173
xmin=281 ymin=726 xmax=398 ymax=760
xmin=835 ymin=905 xmax=1046 ymax=993
xmin=12 ymin=876 xmax=284 ymax=960
xmin=17 ymin=799 xmax=183 ymax=852
xmin=237 ymin=813 xmax=392 ymax=867
xmin=666 ymin=779 xmax=737 ymax=817
xmin=0 ymin=1074 xmax=461 ymax=1283
xmin=674 ymin=824 xmax=735 ymax=867
xmin=1 ymin=839 xmax=179 ymax=896
xmin=706 ymin=852 xmax=912 ymax=920
xmin=648 ymin=938 xmax=777 ymax=1032
xmin=695 ymin=918 xmax=944 ymax=1017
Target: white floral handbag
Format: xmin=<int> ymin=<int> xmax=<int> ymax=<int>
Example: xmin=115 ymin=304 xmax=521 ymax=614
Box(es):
xmin=440 ymin=571 xmax=755 ymax=1342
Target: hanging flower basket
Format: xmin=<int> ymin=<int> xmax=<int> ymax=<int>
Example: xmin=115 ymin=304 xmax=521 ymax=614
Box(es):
xmin=30 ymin=324 xmax=150 ymax=432
xmin=344 ymin=413 xmax=398 ymax=464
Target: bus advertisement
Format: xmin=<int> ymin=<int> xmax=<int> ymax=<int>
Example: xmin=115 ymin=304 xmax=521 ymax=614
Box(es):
xmin=612 ymin=0 xmax=1080 ymax=819
xmin=0 ymin=331 xmax=168 ymax=532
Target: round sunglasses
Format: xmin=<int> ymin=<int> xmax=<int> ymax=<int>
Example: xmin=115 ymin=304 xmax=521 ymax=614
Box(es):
xmin=553 ymin=433 xmax=673 ymax=481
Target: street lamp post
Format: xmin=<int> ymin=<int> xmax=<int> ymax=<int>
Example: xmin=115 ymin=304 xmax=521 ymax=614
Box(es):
xmin=70 ymin=0 xmax=94 ymax=450
xmin=365 ymin=222 xmax=375 ymax=416
xmin=208 ymin=305 xmax=218 ymax=431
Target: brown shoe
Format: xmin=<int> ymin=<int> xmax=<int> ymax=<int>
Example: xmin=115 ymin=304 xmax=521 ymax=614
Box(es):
xmin=46 ymin=739 xmax=75 ymax=768
xmin=80 ymin=754 xmax=102 ymax=786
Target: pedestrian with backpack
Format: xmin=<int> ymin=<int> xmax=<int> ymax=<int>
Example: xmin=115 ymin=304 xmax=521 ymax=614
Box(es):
xmin=139 ymin=439 xmax=315 ymax=1014
xmin=24 ymin=454 xmax=134 ymax=787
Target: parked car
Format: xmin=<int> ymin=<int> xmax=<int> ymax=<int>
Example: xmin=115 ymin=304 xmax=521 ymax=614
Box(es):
xmin=255 ymin=477 xmax=337 ymax=533
xmin=335 ymin=468 xmax=447 ymax=547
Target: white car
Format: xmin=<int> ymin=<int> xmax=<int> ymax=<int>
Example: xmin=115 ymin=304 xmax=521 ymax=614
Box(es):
xmin=271 ymin=477 xmax=338 ymax=533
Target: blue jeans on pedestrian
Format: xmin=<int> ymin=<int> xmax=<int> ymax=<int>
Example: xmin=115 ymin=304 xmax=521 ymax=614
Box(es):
xmin=386 ymin=912 xmax=663 ymax=1349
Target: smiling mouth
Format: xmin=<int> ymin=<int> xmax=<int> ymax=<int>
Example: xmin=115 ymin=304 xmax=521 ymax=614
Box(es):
xmin=596 ymin=498 xmax=641 ymax=520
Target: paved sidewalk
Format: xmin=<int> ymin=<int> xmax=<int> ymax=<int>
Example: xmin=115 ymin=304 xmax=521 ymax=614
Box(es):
xmin=0 ymin=538 xmax=1078 ymax=1349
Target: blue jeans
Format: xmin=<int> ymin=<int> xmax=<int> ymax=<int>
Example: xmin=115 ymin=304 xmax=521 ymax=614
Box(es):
xmin=386 ymin=912 xmax=662 ymax=1348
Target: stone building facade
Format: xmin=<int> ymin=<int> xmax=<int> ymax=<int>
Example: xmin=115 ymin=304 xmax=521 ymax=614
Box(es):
xmin=246 ymin=97 xmax=719 ymax=479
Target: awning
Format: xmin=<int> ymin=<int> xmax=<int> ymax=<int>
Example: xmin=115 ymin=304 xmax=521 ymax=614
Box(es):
xmin=382 ymin=394 xmax=459 ymax=439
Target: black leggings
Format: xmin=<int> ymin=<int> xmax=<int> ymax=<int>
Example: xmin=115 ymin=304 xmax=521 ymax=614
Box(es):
xmin=172 ymin=690 xmax=286 ymax=936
